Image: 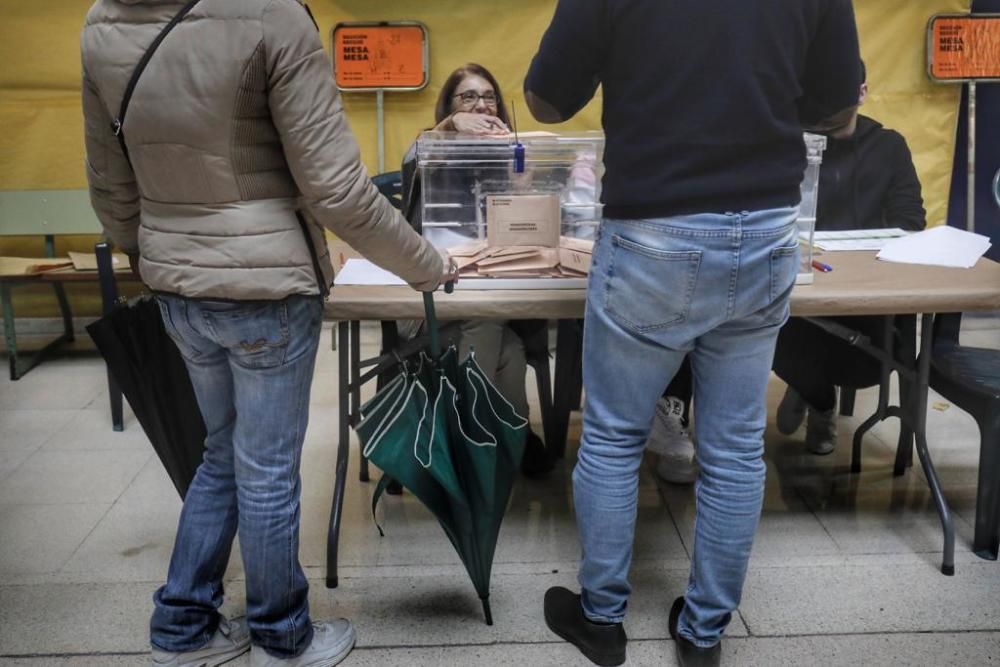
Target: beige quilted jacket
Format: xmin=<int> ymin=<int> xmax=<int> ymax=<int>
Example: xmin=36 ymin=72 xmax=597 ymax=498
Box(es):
xmin=81 ymin=0 xmax=442 ymax=299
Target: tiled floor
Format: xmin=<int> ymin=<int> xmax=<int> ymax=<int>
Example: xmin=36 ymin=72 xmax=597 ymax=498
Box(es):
xmin=1 ymin=316 xmax=998 ymax=666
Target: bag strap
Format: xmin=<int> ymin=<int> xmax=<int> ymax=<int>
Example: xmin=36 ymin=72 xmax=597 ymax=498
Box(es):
xmin=111 ymin=0 xmax=204 ymax=165
xmin=423 ymin=292 xmax=441 ymax=358
xmin=295 ymin=212 xmax=331 ymax=298
xmin=371 ymin=474 xmax=392 ymax=537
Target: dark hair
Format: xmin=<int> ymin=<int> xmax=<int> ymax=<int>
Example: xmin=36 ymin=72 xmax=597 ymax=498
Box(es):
xmin=434 ymin=63 xmax=510 ymax=126
xmin=860 ymin=59 xmax=867 ymax=84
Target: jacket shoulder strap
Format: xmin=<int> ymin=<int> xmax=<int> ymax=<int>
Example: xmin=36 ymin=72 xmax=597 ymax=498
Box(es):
xmin=112 ymin=0 xmax=204 ymax=165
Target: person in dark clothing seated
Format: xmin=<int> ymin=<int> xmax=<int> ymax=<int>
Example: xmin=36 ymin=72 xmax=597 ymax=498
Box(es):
xmin=773 ymin=61 xmax=926 ymax=455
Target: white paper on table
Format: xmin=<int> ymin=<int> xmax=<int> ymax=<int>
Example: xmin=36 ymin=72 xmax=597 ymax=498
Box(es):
xmin=333 ymin=259 xmax=406 ymax=286
xmin=807 ymin=228 xmax=908 ymax=251
xmin=876 ymin=225 xmax=992 ymax=269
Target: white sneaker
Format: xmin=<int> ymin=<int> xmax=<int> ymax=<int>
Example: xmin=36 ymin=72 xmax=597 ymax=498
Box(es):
xmin=151 ymin=615 xmax=251 ymax=667
xmin=647 ymin=397 xmax=698 ymax=484
xmin=250 ymin=620 xmax=356 ymax=667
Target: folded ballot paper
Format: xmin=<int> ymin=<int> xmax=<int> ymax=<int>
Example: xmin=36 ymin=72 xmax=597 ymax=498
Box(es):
xmin=876 ymin=225 xmax=992 ymax=269
xmin=447 ymin=236 xmax=594 ymax=278
xmin=331 ymin=237 xmax=595 ymax=288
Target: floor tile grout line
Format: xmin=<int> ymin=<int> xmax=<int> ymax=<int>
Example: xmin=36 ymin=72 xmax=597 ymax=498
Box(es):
xmin=792 ymin=481 xmax=847 ymax=555
xmin=652 ymin=475 xmax=693 ymax=561
xmin=5 ymin=629 xmax=1000 ymax=659
xmin=4 ymin=547 xmax=988 ymax=587
xmin=30 ymin=408 xmax=84 ymax=452
xmin=53 ymin=447 xmax=155 ymax=574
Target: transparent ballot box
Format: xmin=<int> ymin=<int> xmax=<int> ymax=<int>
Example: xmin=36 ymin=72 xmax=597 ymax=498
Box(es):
xmin=797 ymin=133 xmax=828 ymax=285
xmin=416 ymin=130 xmax=605 ymax=250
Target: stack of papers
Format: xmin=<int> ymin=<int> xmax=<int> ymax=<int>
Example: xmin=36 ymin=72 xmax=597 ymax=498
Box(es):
xmin=876 ymin=225 xmax=992 ymax=269
xmin=448 ymin=237 xmax=593 ymax=278
xmin=331 ymin=237 xmax=596 ymax=287
xmin=0 ymin=252 xmax=128 ymax=276
xmin=0 ymin=257 xmax=71 ymax=276
xmin=807 ymin=228 xmax=908 ymax=251
xmin=67 ymin=251 xmax=127 ymax=271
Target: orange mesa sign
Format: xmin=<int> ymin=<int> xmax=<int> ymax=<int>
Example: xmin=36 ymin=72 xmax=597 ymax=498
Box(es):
xmin=332 ymin=22 xmax=429 ymax=91
xmin=928 ymin=14 xmax=1000 ymax=82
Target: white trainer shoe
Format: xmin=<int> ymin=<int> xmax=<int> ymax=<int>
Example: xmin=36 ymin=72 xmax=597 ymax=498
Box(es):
xmin=151 ymin=615 xmax=251 ymax=667
xmin=646 ymin=396 xmax=698 ymax=484
xmin=250 ymin=619 xmax=356 ymax=667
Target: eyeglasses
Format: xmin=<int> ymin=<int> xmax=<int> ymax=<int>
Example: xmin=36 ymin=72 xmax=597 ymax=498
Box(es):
xmin=453 ymin=90 xmax=498 ymax=106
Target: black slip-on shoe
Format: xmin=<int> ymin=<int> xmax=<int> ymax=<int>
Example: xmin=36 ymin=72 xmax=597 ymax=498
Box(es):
xmin=521 ymin=430 xmax=556 ymax=478
xmin=543 ymin=587 xmax=627 ymax=666
xmin=669 ymin=596 xmax=722 ymax=667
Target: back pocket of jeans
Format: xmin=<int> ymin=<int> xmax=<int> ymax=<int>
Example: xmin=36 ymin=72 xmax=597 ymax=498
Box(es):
xmin=203 ymin=302 xmax=290 ymax=369
xmin=769 ymin=244 xmax=800 ymax=302
xmin=604 ymin=234 xmax=701 ymax=333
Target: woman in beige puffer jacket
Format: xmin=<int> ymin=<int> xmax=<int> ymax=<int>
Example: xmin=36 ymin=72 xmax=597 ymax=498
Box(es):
xmin=81 ymin=1 xmax=451 ymax=665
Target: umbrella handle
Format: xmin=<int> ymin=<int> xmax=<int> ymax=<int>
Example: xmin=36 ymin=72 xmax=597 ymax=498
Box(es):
xmin=423 ymin=281 xmax=454 ymax=358
xmin=423 ymin=291 xmax=442 ymax=358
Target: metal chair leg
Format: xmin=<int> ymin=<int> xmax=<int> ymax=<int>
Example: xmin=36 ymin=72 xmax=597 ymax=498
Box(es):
xmin=912 ymin=314 xmax=955 ymax=575
xmin=2 ymin=282 xmax=19 ymax=381
xmin=972 ymin=416 xmax=1000 ymax=560
xmin=351 ymin=320 xmax=368 ymax=483
xmin=534 ymin=358 xmax=555 ymax=448
xmin=552 ymin=319 xmax=582 ymax=458
xmin=850 ymin=316 xmax=895 ymax=473
xmin=326 ymin=321 xmax=351 ymax=589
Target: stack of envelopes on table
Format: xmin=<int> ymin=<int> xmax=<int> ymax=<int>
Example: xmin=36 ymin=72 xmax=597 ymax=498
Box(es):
xmin=447 ymin=237 xmax=594 ymax=279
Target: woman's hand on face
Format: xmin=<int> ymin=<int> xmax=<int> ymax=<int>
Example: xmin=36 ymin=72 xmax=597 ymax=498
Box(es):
xmin=450 ymin=112 xmax=509 ymax=135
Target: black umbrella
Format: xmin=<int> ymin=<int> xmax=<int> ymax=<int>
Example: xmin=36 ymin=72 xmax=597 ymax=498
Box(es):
xmin=87 ymin=296 xmax=205 ymax=498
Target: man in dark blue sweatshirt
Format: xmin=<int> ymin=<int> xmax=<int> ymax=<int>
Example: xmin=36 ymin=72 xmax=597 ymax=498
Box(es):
xmin=524 ymin=2 xmax=862 ymax=666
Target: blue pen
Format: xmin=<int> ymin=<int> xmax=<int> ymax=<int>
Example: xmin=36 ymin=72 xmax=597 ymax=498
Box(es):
xmin=510 ymin=102 xmax=525 ymax=173
xmin=812 ymin=260 xmax=833 ymax=272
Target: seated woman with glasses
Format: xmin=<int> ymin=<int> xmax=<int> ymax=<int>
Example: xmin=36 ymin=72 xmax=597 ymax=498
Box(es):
xmin=400 ymin=63 xmax=554 ymax=477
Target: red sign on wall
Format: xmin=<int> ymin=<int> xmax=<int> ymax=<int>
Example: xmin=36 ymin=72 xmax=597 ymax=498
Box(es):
xmin=332 ymin=22 xmax=429 ymax=91
xmin=928 ymin=14 xmax=1000 ymax=82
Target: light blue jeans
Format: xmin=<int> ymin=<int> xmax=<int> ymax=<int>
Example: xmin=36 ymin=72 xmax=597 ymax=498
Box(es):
xmin=150 ymin=294 xmax=323 ymax=658
xmin=574 ymin=209 xmax=799 ymax=648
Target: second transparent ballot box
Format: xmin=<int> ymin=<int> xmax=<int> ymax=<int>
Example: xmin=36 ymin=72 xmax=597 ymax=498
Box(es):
xmin=415 ymin=131 xmax=605 ymax=249
xmin=797 ymin=132 xmax=827 ymax=284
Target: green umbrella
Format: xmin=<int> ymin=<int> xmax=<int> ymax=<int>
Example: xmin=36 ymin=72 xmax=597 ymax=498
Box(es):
xmin=355 ymin=293 xmax=528 ymax=625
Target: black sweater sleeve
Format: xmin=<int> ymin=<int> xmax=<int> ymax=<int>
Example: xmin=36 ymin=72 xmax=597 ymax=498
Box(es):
xmin=524 ymin=0 xmax=606 ymax=122
xmin=883 ymin=131 xmax=926 ymax=231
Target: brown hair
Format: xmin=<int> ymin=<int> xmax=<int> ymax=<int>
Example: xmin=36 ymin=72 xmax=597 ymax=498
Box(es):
xmin=434 ymin=63 xmax=510 ymax=126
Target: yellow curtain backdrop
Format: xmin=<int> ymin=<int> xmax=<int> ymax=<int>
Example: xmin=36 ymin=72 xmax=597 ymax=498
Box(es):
xmin=0 ymin=0 xmax=971 ymax=317
xmin=854 ymin=1 xmax=968 ymax=230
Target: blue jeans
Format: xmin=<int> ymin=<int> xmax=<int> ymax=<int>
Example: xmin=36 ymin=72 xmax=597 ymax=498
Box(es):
xmin=150 ymin=294 xmax=323 ymax=658
xmin=574 ymin=209 xmax=799 ymax=647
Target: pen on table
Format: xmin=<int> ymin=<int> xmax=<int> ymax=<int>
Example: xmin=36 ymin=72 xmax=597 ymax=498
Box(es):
xmin=812 ymin=260 xmax=833 ymax=273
